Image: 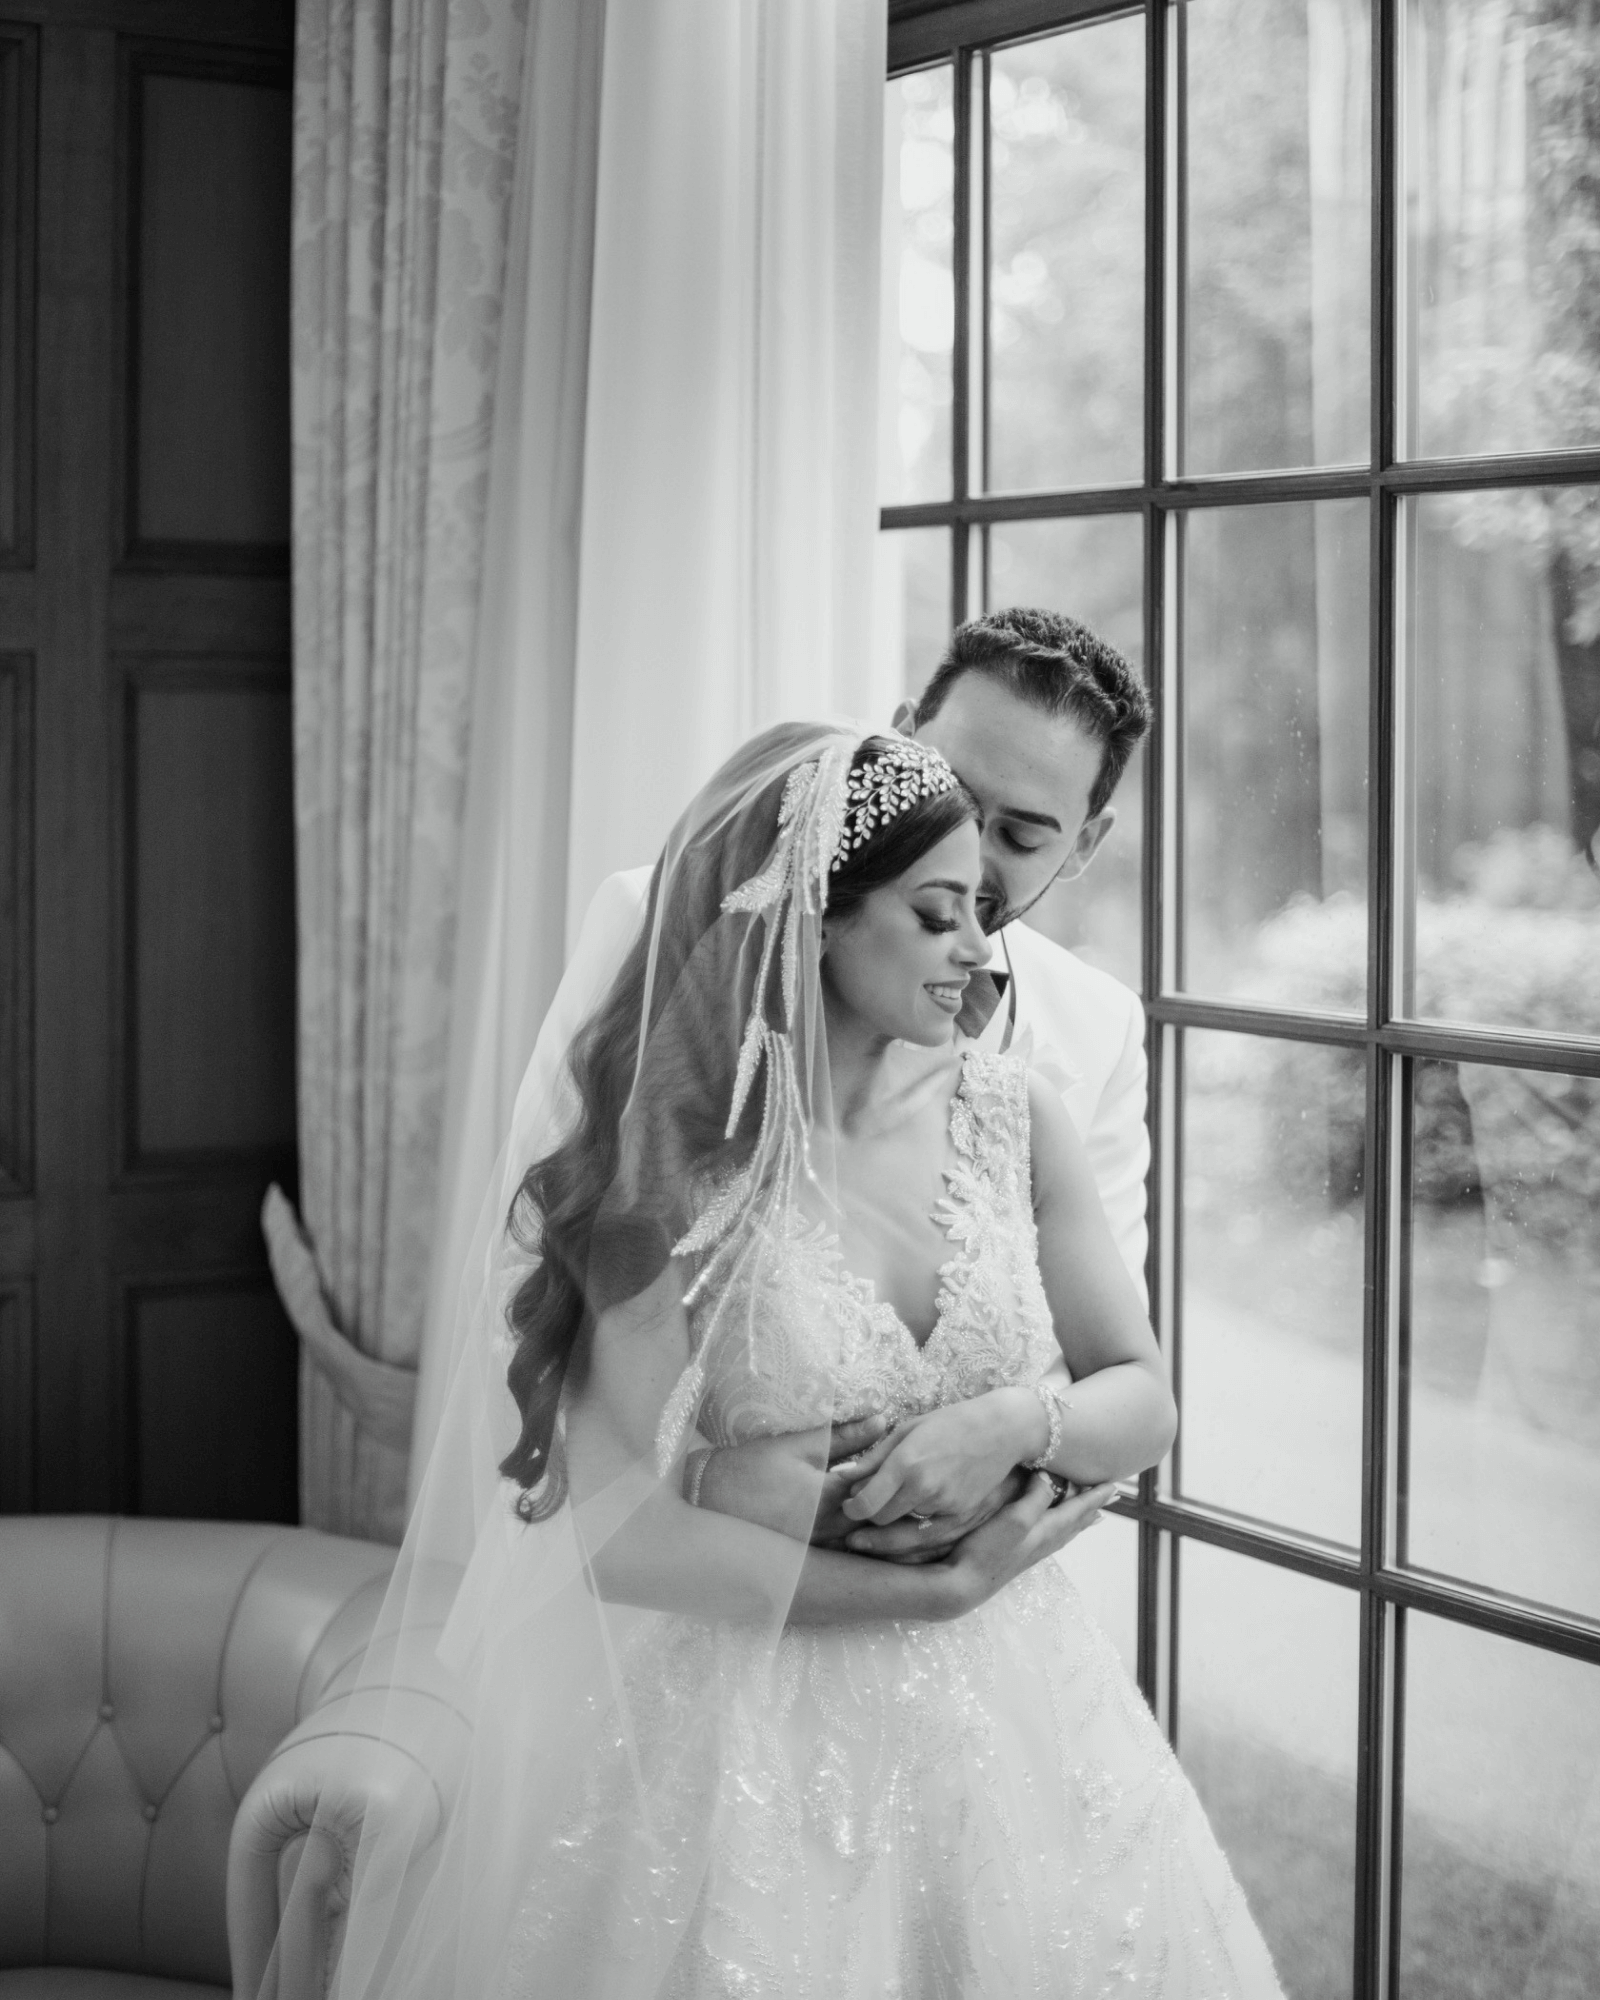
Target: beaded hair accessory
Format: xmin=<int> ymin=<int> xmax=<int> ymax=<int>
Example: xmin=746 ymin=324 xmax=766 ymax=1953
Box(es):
xmin=830 ymin=738 xmax=961 ymax=871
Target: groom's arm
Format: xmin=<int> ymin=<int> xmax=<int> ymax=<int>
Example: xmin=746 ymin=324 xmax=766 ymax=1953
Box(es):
xmin=1081 ymin=989 xmax=1150 ymax=1309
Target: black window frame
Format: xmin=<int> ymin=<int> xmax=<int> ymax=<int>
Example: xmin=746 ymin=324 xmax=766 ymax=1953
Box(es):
xmin=884 ymin=4 xmax=1600 ymax=1996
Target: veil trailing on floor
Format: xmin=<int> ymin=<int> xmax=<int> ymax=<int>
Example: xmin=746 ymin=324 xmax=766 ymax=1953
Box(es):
xmin=266 ymin=721 xmax=867 ymax=1998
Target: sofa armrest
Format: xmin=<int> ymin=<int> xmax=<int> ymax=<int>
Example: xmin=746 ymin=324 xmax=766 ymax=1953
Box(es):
xmin=227 ymin=1686 xmax=469 ymax=2000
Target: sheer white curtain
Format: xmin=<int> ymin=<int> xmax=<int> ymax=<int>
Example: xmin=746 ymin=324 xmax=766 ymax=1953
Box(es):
xmin=411 ymin=0 xmax=888 ymax=1490
xmin=563 ymin=0 xmax=890 ymax=925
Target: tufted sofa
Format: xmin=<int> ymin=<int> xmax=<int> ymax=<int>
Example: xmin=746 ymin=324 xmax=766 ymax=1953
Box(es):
xmin=0 ymin=1516 xmax=397 ymax=2000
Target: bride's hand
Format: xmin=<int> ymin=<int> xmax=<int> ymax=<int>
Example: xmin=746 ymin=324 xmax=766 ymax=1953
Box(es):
xmin=839 ymin=1388 xmax=1049 ymax=1528
xmin=936 ymin=1474 xmax=1117 ymax=1617
xmin=844 ymin=1466 xmax=1030 ymax=1562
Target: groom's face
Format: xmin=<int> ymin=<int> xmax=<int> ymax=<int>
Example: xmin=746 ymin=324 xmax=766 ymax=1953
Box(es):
xmin=909 ymin=676 xmax=1113 ymax=933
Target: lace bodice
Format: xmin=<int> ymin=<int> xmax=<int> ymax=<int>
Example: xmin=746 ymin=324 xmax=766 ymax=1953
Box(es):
xmin=677 ymin=1048 xmax=1061 ymax=1453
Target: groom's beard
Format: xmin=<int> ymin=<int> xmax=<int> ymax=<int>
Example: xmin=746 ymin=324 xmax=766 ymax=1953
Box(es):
xmin=978 ymin=870 xmax=1057 ymax=936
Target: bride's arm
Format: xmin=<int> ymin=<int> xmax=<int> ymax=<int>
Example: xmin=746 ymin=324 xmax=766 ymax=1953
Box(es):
xmin=566 ymin=1263 xmax=1092 ymax=1624
xmin=842 ymin=1077 xmax=1175 ymax=1528
xmin=1016 ymin=1073 xmax=1177 ymax=1480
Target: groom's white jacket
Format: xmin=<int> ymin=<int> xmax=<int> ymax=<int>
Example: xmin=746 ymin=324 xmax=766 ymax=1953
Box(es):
xmin=515 ymin=868 xmax=1150 ymax=1306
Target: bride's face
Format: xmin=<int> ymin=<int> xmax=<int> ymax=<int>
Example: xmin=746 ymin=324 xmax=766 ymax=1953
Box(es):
xmin=822 ymin=822 xmax=991 ymax=1047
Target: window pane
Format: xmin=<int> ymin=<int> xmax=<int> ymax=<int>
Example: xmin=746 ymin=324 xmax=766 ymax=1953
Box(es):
xmin=1062 ymin=1508 xmax=1138 ymax=1681
xmin=989 ymin=514 xmax=1145 ymax=986
xmin=986 ymin=514 xmax=1143 ymax=662
xmin=1406 ymin=1058 xmax=1600 ymax=1624
xmin=872 ymin=527 xmax=951 ymax=704
xmin=1402 ymin=0 xmax=1600 ymax=462
xmin=987 ymin=15 xmax=1145 ymax=492
xmin=881 ymin=67 xmax=954 ymax=504
xmin=1178 ymin=1544 xmax=1358 ymax=1999
xmin=1181 ymin=500 xmax=1369 ymax=1006
xmin=1399 ymin=1616 xmax=1600 ymax=1999
xmin=1180 ymin=1027 xmax=1366 ymax=1546
xmin=1180 ymin=0 xmax=1371 ymax=474
xmin=1402 ymin=489 xmax=1600 ymax=1034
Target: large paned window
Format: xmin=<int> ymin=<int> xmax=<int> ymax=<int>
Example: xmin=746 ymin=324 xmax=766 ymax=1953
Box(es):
xmin=879 ymin=4 xmax=1600 ymax=1996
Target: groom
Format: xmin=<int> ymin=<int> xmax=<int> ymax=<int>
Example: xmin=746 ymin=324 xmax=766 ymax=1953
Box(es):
xmin=517 ymin=605 xmax=1153 ymax=1558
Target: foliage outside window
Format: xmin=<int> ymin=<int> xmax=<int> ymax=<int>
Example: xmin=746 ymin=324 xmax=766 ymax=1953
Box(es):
xmin=881 ymin=3 xmax=1600 ymax=1995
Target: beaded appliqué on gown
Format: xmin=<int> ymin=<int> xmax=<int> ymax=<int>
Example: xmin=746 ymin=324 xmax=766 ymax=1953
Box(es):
xmin=504 ymin=1049 xmax=1284 ymax=2000
xmin=675 ymin=1049 xmax=1061 ymax=1460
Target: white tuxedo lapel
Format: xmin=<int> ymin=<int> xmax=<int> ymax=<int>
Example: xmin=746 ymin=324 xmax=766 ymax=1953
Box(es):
xmin=996 ymin=920 xmax=1150 ymax=1295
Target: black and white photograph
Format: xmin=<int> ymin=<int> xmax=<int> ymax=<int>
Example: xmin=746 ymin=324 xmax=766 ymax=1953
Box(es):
xmin=0 ymin=1 xmax=1597 ymax=1995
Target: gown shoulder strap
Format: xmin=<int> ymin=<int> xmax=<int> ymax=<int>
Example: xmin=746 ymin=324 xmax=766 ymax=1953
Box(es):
xmin=951 ymin=1047 xmax=1034 ymax=1200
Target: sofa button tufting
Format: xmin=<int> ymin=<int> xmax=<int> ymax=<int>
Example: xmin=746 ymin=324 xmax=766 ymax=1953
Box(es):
xmin=210 ymin=1713 xmax=224 ymax=1732
xmin=143 ymin=1803 xmax=157 ymax=1822
xmin=42 ymin=1806 xmax=58 ymax=1825
xmin=99 ymin=1702 xmax=114 ymax=1721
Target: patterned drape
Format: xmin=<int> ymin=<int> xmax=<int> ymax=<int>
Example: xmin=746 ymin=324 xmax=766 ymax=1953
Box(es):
xmin=287 ymin=0 xmax=532 ymax=1540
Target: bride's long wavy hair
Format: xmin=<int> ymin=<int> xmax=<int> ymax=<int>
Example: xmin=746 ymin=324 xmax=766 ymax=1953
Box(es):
xmin=499 ymin=729 xmax=978 ymax=1518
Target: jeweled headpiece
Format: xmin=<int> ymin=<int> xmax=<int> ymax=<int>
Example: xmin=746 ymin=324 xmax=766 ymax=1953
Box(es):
xmin=830 ymin=737 xmax=961 ymax=871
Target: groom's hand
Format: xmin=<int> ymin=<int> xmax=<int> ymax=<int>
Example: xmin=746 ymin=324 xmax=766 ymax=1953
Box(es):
xmin=696 ymin=1415 xmax=891 ymax=1544
xmin=841 ymin=1466 xmax=1030 ymax=1563
xmin=940 ymin=1476 xmax=1118 ymax=1613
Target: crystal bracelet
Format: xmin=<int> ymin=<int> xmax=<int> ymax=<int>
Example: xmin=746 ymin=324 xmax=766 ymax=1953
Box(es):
xmin=1024 ymin=1383 xmax=1071 ymax=1472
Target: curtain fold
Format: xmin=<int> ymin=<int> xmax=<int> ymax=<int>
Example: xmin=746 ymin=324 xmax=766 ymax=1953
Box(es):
xmin=409 ymin=0 xmax=608 ymax=1494
xmin=290 ymin=0 xmax=530 ymax=1541
xmin=409 ymin=0 xmax=888 ymax=1487
xmin=565 ymin=0 xmax=890 ymax=932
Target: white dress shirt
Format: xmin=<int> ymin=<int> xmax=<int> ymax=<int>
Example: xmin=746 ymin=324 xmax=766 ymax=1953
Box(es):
xmin=512 ymin=868 xmax=1150 ymax=1306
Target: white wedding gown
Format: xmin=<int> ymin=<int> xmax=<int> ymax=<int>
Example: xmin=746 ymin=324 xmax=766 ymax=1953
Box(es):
xmin=504 ymin=1050 xmax=1285 ymax=1998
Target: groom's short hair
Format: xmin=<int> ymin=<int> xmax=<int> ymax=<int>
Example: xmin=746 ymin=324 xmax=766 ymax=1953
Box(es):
xmin=912 ymin=607 xmax=1151 ymax=818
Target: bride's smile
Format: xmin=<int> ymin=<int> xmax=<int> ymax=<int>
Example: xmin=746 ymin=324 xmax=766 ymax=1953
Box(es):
xmin=819 ymin=819 xmax=991 ymax=1051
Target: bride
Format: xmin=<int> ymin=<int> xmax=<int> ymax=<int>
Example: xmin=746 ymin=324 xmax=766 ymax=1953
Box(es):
xmin=317 ymin=723 xmax=1283 ymax=1999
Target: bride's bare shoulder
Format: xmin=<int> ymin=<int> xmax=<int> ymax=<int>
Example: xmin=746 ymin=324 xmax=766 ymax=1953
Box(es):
xmin=1024 ymin=1067 xmax=1093 ymax=1202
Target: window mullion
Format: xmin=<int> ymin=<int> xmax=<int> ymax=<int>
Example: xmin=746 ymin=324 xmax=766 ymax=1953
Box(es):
xmin=1357 ymin=4 xmax=1402 ymax=1994
xmin=977 ymin=48 xmax=991 ymax=508
xmin=1137 ymin=0 xmax=1173 ymax=1722
xmin=1164 ymin=0 xmax=1186 ymax=483
xmin=951 ymin=43 xmax=973 ymax=626
xmin=1355 ymin=1588 xmax=1403 ymax=2000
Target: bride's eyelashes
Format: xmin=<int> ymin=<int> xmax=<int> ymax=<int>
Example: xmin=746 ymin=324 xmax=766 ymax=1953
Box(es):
xmin=917 ymin=912 xmax=959 ymax=934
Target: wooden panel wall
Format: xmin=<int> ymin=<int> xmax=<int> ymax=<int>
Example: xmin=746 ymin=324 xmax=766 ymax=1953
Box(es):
xmin=127 ymin=1278 xmax=296 ymax=1517
xmin=0 ymin=0 xmax=298 ymax=1521
xmin=126 ymin=664 xmax=296 ymax=1157
xmin=0 ymin=25 xmax=36 ymax=566
xmin=0 ymin=652 xmax=31 ymax=1196
xmin=132 ymin=64 xmax=292 ymax=551
xmin=0 ymin=21 xmax=38 ymax=1514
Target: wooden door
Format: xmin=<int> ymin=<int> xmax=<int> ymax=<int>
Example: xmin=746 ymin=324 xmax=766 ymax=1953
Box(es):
xmin=0 ymin=0 xmax=299 ymax=1519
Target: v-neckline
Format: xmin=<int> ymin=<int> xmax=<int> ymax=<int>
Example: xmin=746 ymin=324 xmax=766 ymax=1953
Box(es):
xmin=818 ymin=1052 xmax=977 ymax=1355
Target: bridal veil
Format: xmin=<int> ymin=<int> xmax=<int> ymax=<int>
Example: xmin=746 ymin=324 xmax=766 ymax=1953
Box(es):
xmin=263 ymin=721 xmax=868 ymax=1998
